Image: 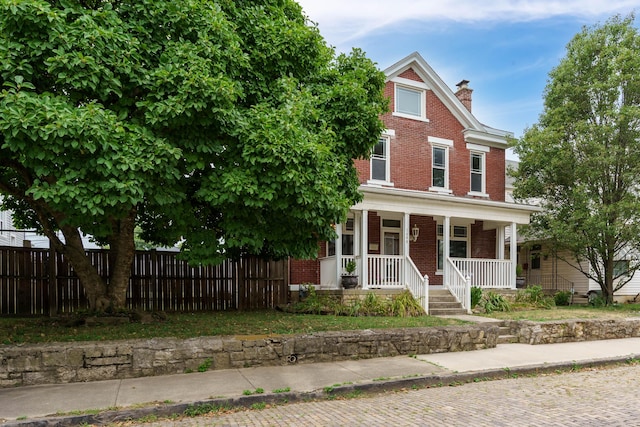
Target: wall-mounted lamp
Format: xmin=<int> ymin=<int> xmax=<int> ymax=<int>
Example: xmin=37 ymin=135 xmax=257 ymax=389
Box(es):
xmin=410 ymin=224 xmax=420 ymax=242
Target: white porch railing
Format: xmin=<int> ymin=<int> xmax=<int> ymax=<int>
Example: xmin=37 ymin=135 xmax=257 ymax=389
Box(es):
xmin=367 ymin=255 xmax=404 ymax=288
xmin=406 ymin=257 xmax=429 ymax=313
xmin=451 ymin=258 xmax=513 ymax=289
xmin=444 ymin=258 xmax=471 ymax=313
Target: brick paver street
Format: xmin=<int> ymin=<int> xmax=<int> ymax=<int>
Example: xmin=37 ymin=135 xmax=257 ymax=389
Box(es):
xmin=134 ymin=364 xmax=640 ymax=426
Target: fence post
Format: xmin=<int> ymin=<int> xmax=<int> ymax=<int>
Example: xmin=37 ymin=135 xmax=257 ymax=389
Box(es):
xmin=423 ymin=274 xmax=429 ymax=314
xmin=465 ymin=274 xmax=472 ymax=314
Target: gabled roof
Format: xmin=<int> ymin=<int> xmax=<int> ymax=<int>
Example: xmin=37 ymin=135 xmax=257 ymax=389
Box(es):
xmin=384 ymin=52 xmax=510 ymax=148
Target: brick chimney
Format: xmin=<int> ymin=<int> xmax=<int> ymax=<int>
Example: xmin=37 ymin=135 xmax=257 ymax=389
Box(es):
xmin=455 ymin=80 xmax=472 ymax=112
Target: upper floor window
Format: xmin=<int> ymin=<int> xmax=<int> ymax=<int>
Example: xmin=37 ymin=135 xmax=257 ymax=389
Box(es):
xmin=467 ymin=143 xmax=490 ymax=197
xmin=428 ymin=136 xmax=453 ymax=193
xmin=369 ymin=132 xmax=394 ymax=186
xmin=470 ymin=152 xmax=484 ymax=192
xmin=432 ymin=147 xmax=446 ymax=188
xmin=392 ymin=77 xmax=428 ymax=122
xmin=371 ymin=137 xmax=389 ymax=182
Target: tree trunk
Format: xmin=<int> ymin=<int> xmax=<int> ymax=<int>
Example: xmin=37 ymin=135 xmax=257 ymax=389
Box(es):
xmin=106 ymin=211 xmax=137 ymax=310
xmin=57 ymin=226 xmax=111 ymax=311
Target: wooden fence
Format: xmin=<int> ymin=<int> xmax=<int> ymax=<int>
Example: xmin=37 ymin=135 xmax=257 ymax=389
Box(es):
xmin=0 ymin=246 xmax=289 ymax=316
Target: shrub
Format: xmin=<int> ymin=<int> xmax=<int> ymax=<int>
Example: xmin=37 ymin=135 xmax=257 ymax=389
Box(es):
xmin=554 ymin=290 xmax=572 ymax=306
xmin=479 ymin=291 xmax=511 ymax=314
xmin=516 ymin=285 xmax=555 ymax=309
xmin=388 ymin=290 xmax=425 ymax=317
xmin=471 ymin=287 xmax=482 ymax=308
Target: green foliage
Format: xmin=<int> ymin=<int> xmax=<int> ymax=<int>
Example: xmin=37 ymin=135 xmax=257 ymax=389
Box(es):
xmin=197 ymin=358 xmax=212 ymax=372
xmin=554 ymin=291 xmax=572 ymax=306
xmin=293 ymin=290 xmax=425 ymax=317
xmin=512 ymin=14 xmax=640 ymax=305
xmin=470 ymin=287 xmax=483 ymax=308
xmin=344 ymin=260 xmax=357 ymax=275
xmin=478 ymin=292 xmax=512 ymax=314
xmin=515 ymin=285 xmax=555 ymax=309
xmin=0 ymin=0 xmax=388 ymax=308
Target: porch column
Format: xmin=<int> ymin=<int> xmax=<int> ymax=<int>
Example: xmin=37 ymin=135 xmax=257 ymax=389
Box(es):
xmin=443 ymin=216 xmax=450 ymax=285
xmin=404 ymin=212 xmax=410 ymax=286
xmin=496 ymin=226 xmax=505 ymax=260
xmin=335 ymin=218 xmax=343 ymax=288
xmin=360 ymin=210 xmax=368 ymax=289
xmin=510 ymin=222 xmax=517 ymax=289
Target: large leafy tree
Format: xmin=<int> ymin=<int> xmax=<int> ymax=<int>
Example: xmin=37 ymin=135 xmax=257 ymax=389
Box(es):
xmin=513 ymin=15 xmax=640 ymax=304
xmin=0 ymin=0 xmax=387 ymax=311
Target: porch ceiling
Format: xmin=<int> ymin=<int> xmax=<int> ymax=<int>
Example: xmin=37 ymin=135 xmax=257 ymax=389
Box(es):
xmin=354 ymin=185 xmax=539 ymax=225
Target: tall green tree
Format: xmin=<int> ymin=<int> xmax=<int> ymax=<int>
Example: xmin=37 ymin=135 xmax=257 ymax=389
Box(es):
xmin=0 ymin=0 xmax=387 ymax=311
xmin=513 ymin=14 xmax=640 ymax=304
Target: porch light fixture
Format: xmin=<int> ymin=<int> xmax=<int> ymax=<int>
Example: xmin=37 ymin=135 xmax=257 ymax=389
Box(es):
xmin=410 ymin=224 xmax=420 ymax=242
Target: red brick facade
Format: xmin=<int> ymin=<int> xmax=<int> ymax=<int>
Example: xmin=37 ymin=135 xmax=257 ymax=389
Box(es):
xmin=290 ymin=55 xmax=507 ymax=287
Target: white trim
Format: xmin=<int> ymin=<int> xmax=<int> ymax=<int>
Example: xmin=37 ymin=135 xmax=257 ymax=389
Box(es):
xmin=430 ymin=144 xmax=450 ymax=191
xmin=390 ymin=76 xmax=429 ymax=90
xmin=370 ymin=135 xmax=392 ymax=184
xmin=382 ymin=129 xmax=396 ymax=137
xmin=392 ymin=112 xmax=430 ymax=122
xmin=469 ymin=151 xmax=486 ymax=195
xmin=428 ymin=136 xmax=453 ymax=146
xmin=393 ymin=82 xmax=427 ymax=121
xmin=466 ymin=143 xmax=490 ymax=153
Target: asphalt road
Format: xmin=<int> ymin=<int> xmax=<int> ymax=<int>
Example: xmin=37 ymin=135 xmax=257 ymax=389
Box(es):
xmin=124 ymin=364 xmax=640 ymax=426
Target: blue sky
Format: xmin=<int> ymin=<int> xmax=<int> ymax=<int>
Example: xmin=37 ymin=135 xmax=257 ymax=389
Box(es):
xmin=296 ymin=1 xmax=638 ymax=154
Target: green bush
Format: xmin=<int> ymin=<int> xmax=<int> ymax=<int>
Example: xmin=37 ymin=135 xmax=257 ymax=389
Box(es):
xmin=471 ymin=287 xmax=482 ymax=308
xmin=516 ymin=285 xmax=555 ymax=309
xmin=554 ymin=290 xmax=572 ymax=306
xmin=479 ymin=291 xmax=511 ymax=314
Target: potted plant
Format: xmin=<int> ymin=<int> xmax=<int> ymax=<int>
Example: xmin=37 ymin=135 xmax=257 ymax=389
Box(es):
xmin=341 ymin=260 xmax=358 ymax=289
xmin=515 ymin=264 xmax=526 ymax=288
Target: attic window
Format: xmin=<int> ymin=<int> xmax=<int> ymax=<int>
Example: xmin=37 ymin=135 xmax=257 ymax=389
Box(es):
xmin=392 ymin=77 xmax=428 ymax=122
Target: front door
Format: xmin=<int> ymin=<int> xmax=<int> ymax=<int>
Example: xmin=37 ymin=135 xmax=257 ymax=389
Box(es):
xmin=382 ymin=218 xmax=401 ymax=284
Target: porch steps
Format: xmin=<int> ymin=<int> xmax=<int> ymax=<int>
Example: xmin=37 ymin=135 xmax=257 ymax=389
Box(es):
xmin=428 ymin=289 xmax=467 ymax=316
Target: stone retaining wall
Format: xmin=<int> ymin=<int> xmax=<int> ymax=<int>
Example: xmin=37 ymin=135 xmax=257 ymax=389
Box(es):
xmin=504 ymin=318 xmax=640 ymax=344
xmin=0 ymin=325 xmax=498 ymax=388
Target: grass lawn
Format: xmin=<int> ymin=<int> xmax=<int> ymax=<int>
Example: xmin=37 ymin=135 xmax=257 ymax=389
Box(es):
xmin=477 ymin=304 xmax=640 ymax=322
xmin=0 ymin=310 xmax=465 ymax=345
xmin=2 ymin=304 xmax=639 ymax=346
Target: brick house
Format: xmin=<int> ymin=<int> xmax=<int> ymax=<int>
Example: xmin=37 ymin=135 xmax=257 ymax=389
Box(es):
xmin=290 ymin=52 xmax=538 ymax=312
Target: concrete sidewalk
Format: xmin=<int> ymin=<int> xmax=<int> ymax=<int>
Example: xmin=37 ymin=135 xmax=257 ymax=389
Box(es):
xmin=2 ymin=337 xmax=640 ymax=426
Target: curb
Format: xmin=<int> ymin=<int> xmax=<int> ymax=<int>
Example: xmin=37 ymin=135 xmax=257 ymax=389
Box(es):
xmin=4 ymin=354 xmax=639 ymax=427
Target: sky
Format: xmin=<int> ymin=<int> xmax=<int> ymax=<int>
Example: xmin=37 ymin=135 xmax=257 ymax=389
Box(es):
xmin=295 ymin=1 xmax=639 ymax=154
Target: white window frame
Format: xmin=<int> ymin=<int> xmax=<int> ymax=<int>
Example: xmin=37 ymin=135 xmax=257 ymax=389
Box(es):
xmin=467 ymin=143 xmax=489 ymax=197
xmin=368 ymin=130 xmax=394 ymax=186
xmin=391 ymin=77 xmax=428 ymax=122
xmin=436 ymin=223 xmax=470 ymax=273
xmin=428 ymin=136 xmax=453 ymax=194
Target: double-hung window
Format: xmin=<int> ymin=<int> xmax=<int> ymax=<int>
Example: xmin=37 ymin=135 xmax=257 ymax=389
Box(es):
xmin=428 ymin=136 xmax=452 ymax=193
xmin=392 ymin=77 xmax=428 ymax=121
xmin=467 ymin=143 xmax=490 ymax=196
xmin=369 ymin=131 xmax=394 ymax=185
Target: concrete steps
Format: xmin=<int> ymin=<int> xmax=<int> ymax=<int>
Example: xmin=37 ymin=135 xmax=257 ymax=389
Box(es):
xmin=428 ymin=289 xmax=467 ymax=316
xmin=497 ymin=323 xmax=519 ymax=344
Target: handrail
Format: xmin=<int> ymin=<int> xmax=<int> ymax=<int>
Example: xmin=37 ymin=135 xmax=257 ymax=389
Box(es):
xmin=406 ymin=257 xmax=429 ymax=313
xmin=444 ymin=257 xmax=471 ymax=313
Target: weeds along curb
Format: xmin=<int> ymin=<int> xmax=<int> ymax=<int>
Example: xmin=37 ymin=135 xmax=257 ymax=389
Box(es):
xmin=5 ymin=354 xmax=639 ymax=427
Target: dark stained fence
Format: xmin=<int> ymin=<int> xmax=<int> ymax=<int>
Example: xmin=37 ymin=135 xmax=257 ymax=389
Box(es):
xmin=0 ymin=246 xmax=289 ymax=316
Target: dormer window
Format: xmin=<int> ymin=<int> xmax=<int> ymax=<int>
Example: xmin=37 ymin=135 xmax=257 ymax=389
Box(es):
xmin=392 ymin=77 xmax=428 ymax=122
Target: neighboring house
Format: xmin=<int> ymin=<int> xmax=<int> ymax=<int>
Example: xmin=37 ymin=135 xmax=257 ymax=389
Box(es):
xmin=507 ymin=162 xmax=640 ymax=303
xmin=290 ymin=52 xmax=538 ymax=311
xmin=0 ymin=196 xmax=24 ymax=247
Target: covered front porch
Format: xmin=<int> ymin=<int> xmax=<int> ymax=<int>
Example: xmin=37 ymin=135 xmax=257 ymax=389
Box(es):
xmin=318 ymin=187 xmax=538 ymax=313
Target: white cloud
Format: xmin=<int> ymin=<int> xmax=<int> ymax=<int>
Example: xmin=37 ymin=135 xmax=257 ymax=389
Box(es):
xmin=297 ymin=0 xmax=638 ymax=44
